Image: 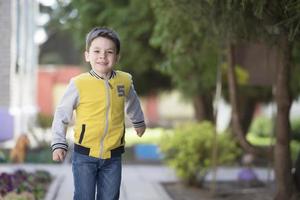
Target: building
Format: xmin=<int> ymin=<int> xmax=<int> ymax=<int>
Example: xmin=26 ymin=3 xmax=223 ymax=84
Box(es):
xmin=0 ymin=0 xmax=38 ymax=143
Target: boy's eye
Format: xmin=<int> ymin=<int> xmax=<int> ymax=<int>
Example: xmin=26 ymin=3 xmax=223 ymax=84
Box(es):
xmin=107 ymin=50 xmax=114 ymax=54
xmin=94 ymin=50 xmax=100 ymax=53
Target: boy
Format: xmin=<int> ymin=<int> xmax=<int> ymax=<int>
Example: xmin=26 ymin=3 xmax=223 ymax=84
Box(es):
xmin=51 ymin=27 xmax=146 ymax=200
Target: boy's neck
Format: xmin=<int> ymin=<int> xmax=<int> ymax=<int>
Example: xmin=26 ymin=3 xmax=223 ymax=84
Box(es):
xmin=93 ymin=69 xmax=112 ymax=80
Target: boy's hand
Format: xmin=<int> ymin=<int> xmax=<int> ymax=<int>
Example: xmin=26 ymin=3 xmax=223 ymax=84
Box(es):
xmin=52 ymin=149 xmax=67 ymax=162
xmin=135 ymin=126 xmax=146 ymax=137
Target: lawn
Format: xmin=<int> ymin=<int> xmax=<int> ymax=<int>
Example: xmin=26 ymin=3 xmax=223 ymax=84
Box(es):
xmin=247 ymin=133 xmax=300 ymax=162
xmin=125 ymin=128 xmax=300 ymax=163
xmin=124 ymin=127 xmax=167 ymax=147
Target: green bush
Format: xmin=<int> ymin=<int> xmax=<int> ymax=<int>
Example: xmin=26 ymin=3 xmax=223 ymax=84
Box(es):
xmin=25 ymin=146 xmax=54 ymax=163
xmin=291 ymin=119 xmax=300 ymax=142
xmin=0 ymin=150 xmax=7 ymax=163
xmin=249 ymin=116 xmax=300 ymax=141
xmin=249 ymin=116 xmax=273 ymax=138
xmin=291 ymin=140 xmax=300 ymax=162
xmin=159 ymin=121 xmax=241 ymax=185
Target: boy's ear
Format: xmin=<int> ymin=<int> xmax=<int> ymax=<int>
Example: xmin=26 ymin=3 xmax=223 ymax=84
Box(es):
xmin=84 ymin=51 xmax=90 ymax=62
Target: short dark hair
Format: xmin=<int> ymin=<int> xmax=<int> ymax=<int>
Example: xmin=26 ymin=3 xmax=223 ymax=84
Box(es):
xmin=85 ymin=27 xmax=121 ymax=54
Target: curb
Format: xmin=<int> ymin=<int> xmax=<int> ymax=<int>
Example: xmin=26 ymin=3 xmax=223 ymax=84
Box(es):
xmin=44 ymin=174 xmax=65 ymax=200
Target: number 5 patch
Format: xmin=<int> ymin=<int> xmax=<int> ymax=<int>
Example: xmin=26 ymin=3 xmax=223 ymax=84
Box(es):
xmin=117 ymin=85 xmax=125 ymax=96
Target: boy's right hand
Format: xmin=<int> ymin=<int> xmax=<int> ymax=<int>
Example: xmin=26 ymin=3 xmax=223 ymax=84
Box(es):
xmin=52 ymin=149 xmax=67 ymax=162
xmin=135 ymin=126 xmax=146 ymax=137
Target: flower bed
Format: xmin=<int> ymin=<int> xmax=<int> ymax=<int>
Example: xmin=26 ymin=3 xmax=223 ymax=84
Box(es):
xmin=0 ymin=146 xmax=54 ymax=164
xmin=0 ymin=170 xmax=52 ymax=200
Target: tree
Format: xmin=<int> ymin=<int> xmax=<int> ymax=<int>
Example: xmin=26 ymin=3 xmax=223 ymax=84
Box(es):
xmin=150 ymin=0 xmax=220 ymax=121
xmin=188 ymin=1 xmax=300 ymax=199
xmin=150 ymin=0 xmax=276 ymax=129
xmin=44 ymin=0 xmax=172 ymax=95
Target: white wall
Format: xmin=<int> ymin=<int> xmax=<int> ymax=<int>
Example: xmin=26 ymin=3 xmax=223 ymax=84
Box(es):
xmin=1 ymin=0 xmax=39 ymax=147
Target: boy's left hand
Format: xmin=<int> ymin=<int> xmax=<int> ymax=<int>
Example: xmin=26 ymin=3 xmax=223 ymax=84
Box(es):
xmin=135 ymin=126 xmax=146 ymax=137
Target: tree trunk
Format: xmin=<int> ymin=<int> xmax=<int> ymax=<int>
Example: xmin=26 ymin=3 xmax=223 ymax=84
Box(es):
xmin=193 ymin=94 xmax=214 ymax=122
xmin=274 ymin=35 xmax=293 ymax=200
xmin=238 ymin=95 xmax=257 ymax=135
xmin=227 ymin=43 xmax=272 ymax=157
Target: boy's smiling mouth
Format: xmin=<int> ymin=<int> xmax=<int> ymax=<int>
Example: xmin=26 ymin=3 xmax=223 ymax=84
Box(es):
xmin=96 ymin=62 xmax=108 ymax=66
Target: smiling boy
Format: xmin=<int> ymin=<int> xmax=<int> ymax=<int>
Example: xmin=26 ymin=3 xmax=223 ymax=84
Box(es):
xmin=51 ymin=27 xmax=146 ymax=200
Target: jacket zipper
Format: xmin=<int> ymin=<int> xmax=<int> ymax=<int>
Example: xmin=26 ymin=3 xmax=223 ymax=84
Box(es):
xmin=99 ymin=80 xmax=111 ymax=158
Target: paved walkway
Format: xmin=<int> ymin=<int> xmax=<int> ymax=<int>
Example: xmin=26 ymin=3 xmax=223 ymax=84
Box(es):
xmin=0 ymin=164 xmax=177 ymax=200
xmin=0 ymin=163 xmax=274 ymax=200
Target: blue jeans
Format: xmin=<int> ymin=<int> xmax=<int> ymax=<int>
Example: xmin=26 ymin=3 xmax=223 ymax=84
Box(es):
xmin=72 ymin=151 xmax=122 ymax=200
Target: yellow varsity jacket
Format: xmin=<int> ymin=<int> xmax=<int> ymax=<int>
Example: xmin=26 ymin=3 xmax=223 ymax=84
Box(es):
xmin=51 ymin=70 xmax=145 ymax=159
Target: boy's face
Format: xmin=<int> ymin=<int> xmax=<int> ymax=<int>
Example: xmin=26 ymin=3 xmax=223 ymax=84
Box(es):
xmin=85 ymin=37 xmax=119 ymax=76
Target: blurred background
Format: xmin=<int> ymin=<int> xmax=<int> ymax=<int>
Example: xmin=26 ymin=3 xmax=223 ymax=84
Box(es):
xmin=1 ymin=0 xmax=300 ymax=200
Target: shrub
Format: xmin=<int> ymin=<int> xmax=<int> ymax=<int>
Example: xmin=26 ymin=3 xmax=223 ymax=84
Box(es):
xmin=291 ymin=119 xmax=300 ymax=142
xmin=159 ymin=121 xmax=241 ymax=186
xmin=249 ymin=116 xmax=300 ymax=141
xmin=249 ymin=116 xmax=273 ymax=138
xmin=291 ymin=140 xmax=300 ymax=163
xmin=25 ymin=146 xmax=54 ymax=164
xmin=0 ymin=150 xmax=7 ymax=163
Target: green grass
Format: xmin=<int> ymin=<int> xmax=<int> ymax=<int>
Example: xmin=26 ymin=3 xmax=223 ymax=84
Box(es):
xmin=25 ymin=146 xmax=55 ymax=163
xmin=0 ymin=146 xmax=56 ymax=164
xmin=247 ymin=133 xmax=300 ymax=162
xmin=125 ymin=127 xmax=167 ymax=147
xmin=125 ymin=129 xmax=300 ymax=162
xmin=247 ymin=133 xmax=273 ymax=146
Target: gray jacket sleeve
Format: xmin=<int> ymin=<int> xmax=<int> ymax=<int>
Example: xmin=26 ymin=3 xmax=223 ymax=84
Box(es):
xmin=51 ymin=79 xmax=79 ymax=152
xmin=125 ymin=84 xmax=146 ymax=128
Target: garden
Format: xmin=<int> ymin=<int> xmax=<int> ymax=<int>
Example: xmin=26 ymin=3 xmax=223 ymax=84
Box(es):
xmin=0 ymin=170 xmax=52 ymax=200
xmin=0 ymin=144 xmax=54 ymax=200
xmin=0 ymin=115 xmax=300 ymax=199
xmin=0 ymin=114 xmax=57 ymax=199
xmin=124 ymin=118 xmax=300 ymax=200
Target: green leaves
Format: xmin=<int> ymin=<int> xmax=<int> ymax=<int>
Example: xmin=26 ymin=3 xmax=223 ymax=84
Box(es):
xmin=159 ymin=122 xmax=241 ymax=185
xmin=50 ymin=0 xmax=171 ymax=95
xmin=150 ymin=0 xmax=220 ymax=98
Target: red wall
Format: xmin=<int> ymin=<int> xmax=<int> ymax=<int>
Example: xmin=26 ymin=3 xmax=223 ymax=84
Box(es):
xmin=37 ymin=66 xmax=82 ymax=116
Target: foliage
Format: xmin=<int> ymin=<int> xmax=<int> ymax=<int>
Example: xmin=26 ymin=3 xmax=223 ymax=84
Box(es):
xmin=247 ymin=134 xmax=300 ymax=162
xmin=249 ymin=116 xmax=273 ymax=138
xmin=125 ymin=127 xmax=165 ymax=147
xmin=291 ymin=118 xmax=300 ymax=142
xmin=183 ymin=0 xmax=300 ymax=43
xmin=248 ymin=116 xmax=300 ymax=157
xmin=25 ymin=147 xmax=54 ymax=164
xmin=159 ymin=122 xmax=241 ymax=185
xmin=0 ymin=170 xmax=52 ymax=200
xmin=196 ymin=0 xmax=300 ymax=97
xmin=291 ymin=141 xmax=300 ymax=163
xmin=150 ymin=0 xmax=219 ymax=98
xmin=46 ymin=0 xmax=172 ymax=95
xmin=0 ymin=147 xmax=55 ymax=164
xmin=0 ymin=150 xmax=7 ymax=163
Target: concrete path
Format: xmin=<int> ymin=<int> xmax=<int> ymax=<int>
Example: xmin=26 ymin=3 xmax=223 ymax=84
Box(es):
xmin=120 ymin=165 xmax=177 ymax=200
xmin=0 ymin=164 xmax=274 ymax=200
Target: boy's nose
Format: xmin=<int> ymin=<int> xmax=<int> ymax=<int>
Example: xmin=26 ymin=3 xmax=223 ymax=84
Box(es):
xmin=99 ymin=51 xmax=106 ymax=58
